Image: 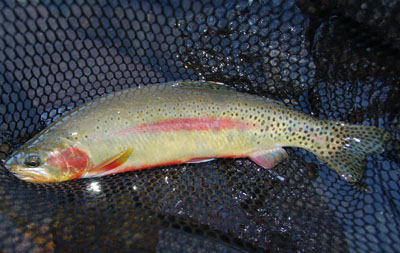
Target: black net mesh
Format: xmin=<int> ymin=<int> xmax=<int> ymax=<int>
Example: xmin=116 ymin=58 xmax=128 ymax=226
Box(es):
xmin=0 ymin=0 xmax=399 ymax=252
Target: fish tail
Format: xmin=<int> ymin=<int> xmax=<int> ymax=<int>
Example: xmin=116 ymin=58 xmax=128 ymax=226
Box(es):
xmin=312 ymin=123 xmax=391 ymax=182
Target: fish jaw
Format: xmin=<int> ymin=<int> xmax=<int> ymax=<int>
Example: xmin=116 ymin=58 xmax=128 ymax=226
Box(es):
xmin=4 ymin=152 xmax=48 ymax=182
xmin=9 ymin=167 xmax=64 ymax=183
xmin=6 ymin=156 xmax=64 ymax=183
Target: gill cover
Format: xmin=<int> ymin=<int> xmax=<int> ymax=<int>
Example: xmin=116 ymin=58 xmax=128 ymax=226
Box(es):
xmin=46 ymin=146 xmax=92 ymax=181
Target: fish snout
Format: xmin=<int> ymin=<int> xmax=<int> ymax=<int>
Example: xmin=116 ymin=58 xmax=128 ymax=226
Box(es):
xmin=4 ymin=156 xmax=20 ymax=172
xmin=4 ymin=157 xmax=51 ymax=182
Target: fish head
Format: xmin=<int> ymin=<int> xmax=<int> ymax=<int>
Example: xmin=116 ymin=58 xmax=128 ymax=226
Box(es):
xmin=5 ymin=141 xmax=92 ymax=183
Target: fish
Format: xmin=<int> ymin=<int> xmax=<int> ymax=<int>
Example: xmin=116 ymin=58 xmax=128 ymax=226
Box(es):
xmin=4 ymin=81 xmax=391 ymax=183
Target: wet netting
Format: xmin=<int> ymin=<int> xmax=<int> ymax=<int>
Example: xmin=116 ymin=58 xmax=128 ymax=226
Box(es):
xmin=0 ymin=0 xmax=399 ymax=252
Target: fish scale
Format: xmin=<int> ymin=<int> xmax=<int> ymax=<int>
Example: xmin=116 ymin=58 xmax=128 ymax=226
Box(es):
xmin=5 ymin=81 xmax=391 ymax=183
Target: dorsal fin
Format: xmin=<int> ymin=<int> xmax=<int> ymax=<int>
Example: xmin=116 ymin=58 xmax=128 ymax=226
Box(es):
xmin=170 ymin=81 xmax=238 ymax=91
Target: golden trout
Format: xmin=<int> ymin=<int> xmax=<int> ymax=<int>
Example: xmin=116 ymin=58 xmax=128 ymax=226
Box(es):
xmin=5 ymin=81 xmax=391 ymax=183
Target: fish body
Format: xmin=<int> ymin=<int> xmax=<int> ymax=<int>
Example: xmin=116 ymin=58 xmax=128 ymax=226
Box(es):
xmin=5 ymin=81 xmax=391 ymax=183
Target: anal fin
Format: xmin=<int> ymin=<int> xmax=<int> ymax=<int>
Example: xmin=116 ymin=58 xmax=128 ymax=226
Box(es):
xmin=89 ymin=148 xmax=133 ymax=174
xmin=248 ymin=148 xmax=288 ymax=169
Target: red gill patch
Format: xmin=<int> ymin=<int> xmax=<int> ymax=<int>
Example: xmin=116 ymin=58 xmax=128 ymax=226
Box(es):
xmin=47 ymin=147 xmax=91 ymax=179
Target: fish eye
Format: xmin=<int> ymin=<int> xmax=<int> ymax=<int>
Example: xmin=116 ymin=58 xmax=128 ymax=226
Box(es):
xmin=24 ymin=155 xmax=41 ymax=168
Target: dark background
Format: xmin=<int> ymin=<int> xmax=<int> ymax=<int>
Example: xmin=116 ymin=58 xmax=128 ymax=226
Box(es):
xmin=0 ymin=0 xmax=399 ymax=252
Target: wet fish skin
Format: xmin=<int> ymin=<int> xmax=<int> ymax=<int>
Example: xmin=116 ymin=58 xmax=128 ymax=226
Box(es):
xmin=5 ymin=81 xmax=391 ymax=183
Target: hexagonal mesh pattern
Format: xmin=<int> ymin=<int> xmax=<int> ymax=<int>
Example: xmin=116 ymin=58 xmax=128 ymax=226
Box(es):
xmin=0 ymin=0 xmax=399 ymax=252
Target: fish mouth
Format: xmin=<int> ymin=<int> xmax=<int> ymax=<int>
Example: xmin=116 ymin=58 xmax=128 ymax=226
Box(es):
xmin=6 ymin=164 xmax=53 ymax=182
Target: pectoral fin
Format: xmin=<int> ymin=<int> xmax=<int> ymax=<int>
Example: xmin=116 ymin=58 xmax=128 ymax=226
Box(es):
xmin=248 ymin=148 xmax=288 ymax=169
xmin=89 ymin=148 xmax=133 ymax=174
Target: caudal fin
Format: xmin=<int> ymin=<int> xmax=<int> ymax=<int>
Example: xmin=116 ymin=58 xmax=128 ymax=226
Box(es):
xmin=317 ymin=124 xmax=391 ymax=182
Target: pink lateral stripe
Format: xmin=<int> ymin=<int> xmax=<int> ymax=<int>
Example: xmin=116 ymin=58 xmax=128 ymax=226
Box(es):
xmin=116 ymin=116 xmax=254 ymax=135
